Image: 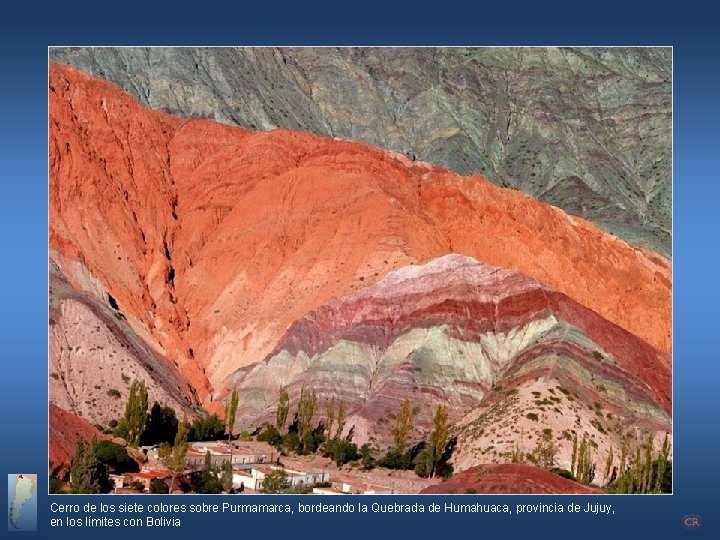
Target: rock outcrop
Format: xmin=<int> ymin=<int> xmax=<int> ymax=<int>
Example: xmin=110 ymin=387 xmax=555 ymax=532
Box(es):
xmin=50 ymin=47 xmax=672 ymax=255
xmin=49 ymin=258 xmax=201 ymax=428
xmin=421 ymin=463 xmax=601 ymax=494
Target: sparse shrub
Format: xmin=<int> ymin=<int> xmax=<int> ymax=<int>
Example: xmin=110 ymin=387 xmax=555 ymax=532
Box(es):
xmin=526 ymin=413 xmax=539 ymax=422
xmin=360 ymin=443 xmax=375 ymax=469
xmin=49 ymin=476 xmax=63 ymax=494
xmin=260 ymin=469 xmax=289 ymax=494
xmin=323 ymin=438 xmax=359 ymax=467
xmin=378 ymin=447 xmax=409 ymax=470
xmin=96 ymin=440 xmax=139 ymax=474
xmin=551 ymin=468 xmax=575 ymax=480
xmin=413 ymin=446 xmax=434 ymax=478
xmin=150 ymin=478 xmax=169 ymax=494
xmin=107 ymin=388 xmax=121 ymax=399
xmin=257 ymin=423 xmax=283 ymax=448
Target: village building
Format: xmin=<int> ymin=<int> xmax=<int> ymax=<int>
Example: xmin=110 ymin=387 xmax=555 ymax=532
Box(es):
xmin=122 ymin=468 xmax=173 ymax=493
xmin=250 ymin=466 xmax=330 ymax=491
xmin=185 ymin=440 xmax=277 ymax=469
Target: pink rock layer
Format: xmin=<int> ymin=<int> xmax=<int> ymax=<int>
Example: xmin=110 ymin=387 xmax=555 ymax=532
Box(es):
xmin=229 ymin=255 xmax=670 ymax=458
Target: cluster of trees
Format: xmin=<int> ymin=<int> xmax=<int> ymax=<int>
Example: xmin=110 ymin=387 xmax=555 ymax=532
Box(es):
xmin=187 ymin=450 xmax=233 ymax=494
xmin=259 ymin=390 xmax=454 ymax=479
xmin=258 ymin=386 xmax=327 ymax=456
xmin=112 ymin=379 xmax=228 ymax=447
xmin=69 ymin=378 xmax=229 ymax=494
xmin=70 ymin=378 xmax=461 ymax=492
xmin=257 ymin=387 xmax=363 ymax=468
xmin=65 ymin=435 xmax=145 ymax=494
xmin=378 ymin=400 xmax=454 ymax=479
xmin=69 ymin=437 xmax=112 ymax=494
xmin=605 ymin=433 xmax=671 ymax=494
xmin=512 ymin=428 xmax=672 ymax=494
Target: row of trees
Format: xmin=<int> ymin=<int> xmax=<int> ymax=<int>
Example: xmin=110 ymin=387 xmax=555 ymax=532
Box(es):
xmin=111 ymin=379 xmax=231 ymax=449
xmin=379 ymin=400 xmax=453 ymax=479
xmin=606 ymin=433 xmax=671 ymax=494
xmin=261 ymin=388 xmax=454 ymax=480
xmin=512 ymin=428 xmax=672 ymax=493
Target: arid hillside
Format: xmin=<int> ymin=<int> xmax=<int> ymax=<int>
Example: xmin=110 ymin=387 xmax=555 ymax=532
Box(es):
xmin=49 ymin=62 xmax=671 ymax=485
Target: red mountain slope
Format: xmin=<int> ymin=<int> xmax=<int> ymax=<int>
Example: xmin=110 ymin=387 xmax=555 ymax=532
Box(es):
xmin=49 ymin=63 xmax=671 ymax=414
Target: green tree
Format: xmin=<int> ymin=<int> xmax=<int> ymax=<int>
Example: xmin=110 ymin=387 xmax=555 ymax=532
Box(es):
xmin=531 ymin=429 xmax=558 ymax=470
xmin=188 ymin=414 xmax=225 ymax=441
xmin=221 ymin=461 xmax=233 ymax=492
xmin=429 ymin=404 xmax=450 ymax=477
xmin=325 ymin=397 xmax=336 ymax=441
xmin=258 ymin=423 xmax=283 ymax=447
xmin=95 ymin=440 xmax=138 ymax=474
xmin=378 ymin=447 xmax=408 ymax=470
xmin=413 ymin=446 xmax=434 ymax=478
xmin=120 ymin=380 xmax=149 ymax=447
xmin=392 ymin=399 xmax=414 ymax=468
xmin=603 ymin=447 xmax=614 ymax=486
xmin=575 ymin=433 xmax=594 ymax=485
xmin=150 ymin=478 xmax=169 ymax=494
xmin=617 ymin=439 xmax=628 ymax=492
xmin=49 ymin=476 xmax=63 ymax=494
xmin=276 ymin=386 xmax=289 ymax=432
xmin=225 ymin=389 xmax=239 ymax=443
xmin=70 ymin=437 xmax=109 ymax=494
xmin=160 ymin=416 xmax=189 ymax=493
xmin=335 ymin=401 xmax=346 ymax=440
xmin=190 ymin=468 xmax=223 ymax=494
xmin=140 ymin=402 xmax=178 ymax=446
xmin=654 ymin=434 xmax=670 ymax=493
xmin=322 ymin=438 xmax=358 ymax=467
xmin=70 ymin=438 xmax=91 ymax=493
xmin=642 ymin=433 xmax=654 ymax=493
xmin=260 ymin=469 xmax=289 ymax=493
xmin=360 ymin=443 xmax=375 ymax=469
xmin=297 ymin=386 xmax=318 ymax=453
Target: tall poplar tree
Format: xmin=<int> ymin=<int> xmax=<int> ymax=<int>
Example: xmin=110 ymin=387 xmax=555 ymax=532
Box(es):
xmin=276 ymin=386 xmax=289 ymax=432
xmin=429 ymin=404 xmax=449 ymax=478
xmin=122 ymin=380 xmax=148 ymax=447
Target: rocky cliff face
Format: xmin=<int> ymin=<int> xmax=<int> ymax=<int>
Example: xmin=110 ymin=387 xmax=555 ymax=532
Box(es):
xmin=50 ymin=258 xmax=201 ymax=428
xmin=49 ymin=63 xmax=671 ymax=481
xmin=49 ymin=47 xmax=672 ymax=255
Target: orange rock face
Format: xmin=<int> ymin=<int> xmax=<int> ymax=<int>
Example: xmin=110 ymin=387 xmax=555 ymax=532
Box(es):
xmin=49 ymin=63 xmax=671 ymax=407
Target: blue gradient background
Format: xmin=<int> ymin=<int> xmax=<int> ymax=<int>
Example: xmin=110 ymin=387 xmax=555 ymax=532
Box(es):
xmin=1 ymin=1 xmax=718 ymax=538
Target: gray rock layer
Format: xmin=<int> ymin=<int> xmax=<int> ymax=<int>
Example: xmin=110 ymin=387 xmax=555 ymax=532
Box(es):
xmin=50 ymin=46 xmax=671 ymax=255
